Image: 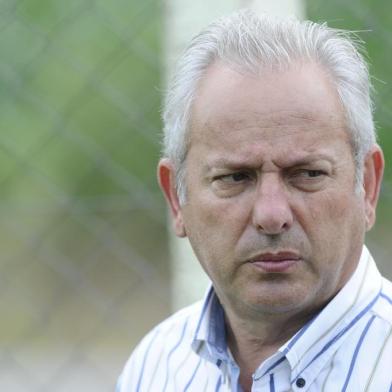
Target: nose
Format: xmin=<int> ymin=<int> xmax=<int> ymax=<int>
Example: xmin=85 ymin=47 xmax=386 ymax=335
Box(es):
xmin=252 ymin=173 xmax=294 ymax=235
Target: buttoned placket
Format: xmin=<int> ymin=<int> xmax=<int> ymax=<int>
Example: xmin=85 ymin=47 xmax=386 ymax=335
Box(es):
xmin=215 ymin=356 xmax=240 ymax=392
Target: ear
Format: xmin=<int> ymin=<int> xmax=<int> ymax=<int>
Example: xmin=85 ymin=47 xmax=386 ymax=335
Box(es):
xmin=362 ymin=144 xmax=384 ymax=231
xmin=157 ymin=158 xmax=187 ymax=237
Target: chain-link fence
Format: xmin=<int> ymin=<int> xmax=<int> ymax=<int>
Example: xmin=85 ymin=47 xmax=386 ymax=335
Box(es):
xmin=0 ymin=1 xmax=391 ymax=391
xmin=0 ymin=1 xmax=170 ymax=390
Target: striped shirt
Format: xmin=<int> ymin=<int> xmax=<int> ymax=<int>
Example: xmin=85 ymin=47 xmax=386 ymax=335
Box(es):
xmin=118 ymin=246 xmax=392 ymax=391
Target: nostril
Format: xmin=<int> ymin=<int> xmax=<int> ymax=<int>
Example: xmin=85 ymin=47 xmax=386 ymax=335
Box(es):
xmin=256 ymin=221 xmax=290 ymax=234
xmin=253 ymin=205 xmax=293 ymax=235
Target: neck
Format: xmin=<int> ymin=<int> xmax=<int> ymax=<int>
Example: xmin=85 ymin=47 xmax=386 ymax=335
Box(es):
xmin=224 ymin=306 xmax=317 ymax=392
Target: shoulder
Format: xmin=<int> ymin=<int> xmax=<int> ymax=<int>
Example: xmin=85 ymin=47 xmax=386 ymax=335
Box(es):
xmin=142 ymin=299 xmax=203 ymax=351
xmin=127 ymin=300 xmax=202 ymax=361
xmin=117 ymin=301 xmax=203 ymax=391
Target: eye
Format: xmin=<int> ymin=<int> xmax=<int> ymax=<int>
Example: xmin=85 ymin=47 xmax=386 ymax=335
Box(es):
xmin=291 ymin=169 xmax=327 ymax=179
xmin=211 ymin=170 xmax=254 ymax=197
xmin=305 ymin=170 xmax=325 ymax=178
xmin=215 ymin=171 xmax=252 ymax=183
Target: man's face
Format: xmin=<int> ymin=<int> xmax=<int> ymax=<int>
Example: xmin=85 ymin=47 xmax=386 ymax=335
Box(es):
xmin=160 ymin=61 xmax=382 ymax=318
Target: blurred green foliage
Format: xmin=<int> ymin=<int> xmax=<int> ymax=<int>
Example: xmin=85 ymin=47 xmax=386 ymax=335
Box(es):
xmin=0 ymin=0 xmax=170 ymax=352
xmin=0 ymin=0 xmax=163 ymax=203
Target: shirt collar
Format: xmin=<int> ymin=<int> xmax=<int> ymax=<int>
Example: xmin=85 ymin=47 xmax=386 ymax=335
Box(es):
xmin=191 ymin=286 xmax=228 ymax=363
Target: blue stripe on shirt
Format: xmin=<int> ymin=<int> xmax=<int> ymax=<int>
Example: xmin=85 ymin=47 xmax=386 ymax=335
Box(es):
xmin=136 ymin=328 xmax=161 ymax=392
xmin=162 ymin=318 xmax=189 ymax=392
xmin=260 ymin=356 xmax=286 ymax=378
xmin=341 ymin=315 xmax=375 ymax=392
xmin=269 ymin=373 xmax=276 ymax=392
xmin=292 ymin=290 xmax=381 ymax=383
xmin=183 ymin=357 xmax=202 ymax=391
xmin=381 ymin=292 xmax=392 ymax=305
xmin=214 ymin=375 xmax=222 ymax=392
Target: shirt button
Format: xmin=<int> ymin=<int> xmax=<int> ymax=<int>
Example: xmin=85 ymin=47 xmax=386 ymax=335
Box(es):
xmin=296 ymin=378 xmax=306 ymax=388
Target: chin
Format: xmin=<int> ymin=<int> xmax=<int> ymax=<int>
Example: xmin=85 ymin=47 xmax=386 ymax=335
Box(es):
xmin=243 ymin=289 xmax=314 ymax=316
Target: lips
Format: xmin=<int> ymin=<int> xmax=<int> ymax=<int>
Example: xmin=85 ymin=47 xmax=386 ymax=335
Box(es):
xmin=249 ymin=251 xmax=301 ymax=273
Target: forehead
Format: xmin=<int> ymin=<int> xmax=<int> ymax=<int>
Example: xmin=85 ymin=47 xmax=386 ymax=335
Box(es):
xmin=189 ymin=61 xmax=348 ymax=151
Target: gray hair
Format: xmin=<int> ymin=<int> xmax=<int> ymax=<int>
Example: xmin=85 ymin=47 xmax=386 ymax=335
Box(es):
xmin=162 ymin=10 xmax=376 ymax=203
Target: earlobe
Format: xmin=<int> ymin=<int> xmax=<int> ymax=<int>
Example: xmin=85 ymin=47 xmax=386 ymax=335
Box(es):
xmin=362 ymin=145 xmax=384 ymax=231
xmin=157 ymin=159 xmax=187 ymax=237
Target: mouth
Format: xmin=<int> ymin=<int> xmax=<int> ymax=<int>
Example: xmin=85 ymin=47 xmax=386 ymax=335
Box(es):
xmin=248 ymin=251 xmax=301 ymax=273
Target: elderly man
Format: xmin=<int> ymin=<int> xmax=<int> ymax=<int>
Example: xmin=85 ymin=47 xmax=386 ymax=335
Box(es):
xmin=118 ymin=10 xmax=391 ymax=392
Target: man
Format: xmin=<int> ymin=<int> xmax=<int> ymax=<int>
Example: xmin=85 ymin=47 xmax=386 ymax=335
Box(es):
xmin=118 ymin=10 xmax=391 ymax=392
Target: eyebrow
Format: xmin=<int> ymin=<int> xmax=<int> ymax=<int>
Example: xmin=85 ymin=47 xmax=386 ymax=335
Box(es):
xmin=207 ymin=153 xmax=335 ymax=167
xmin=281 ymin=155 xmax=336 ymax=168
xmin=204 ymin=154 xmax=336 ymax=172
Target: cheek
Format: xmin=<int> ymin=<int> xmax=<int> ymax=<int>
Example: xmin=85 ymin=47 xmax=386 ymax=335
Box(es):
xmin=187 ymin=187 xmax=251 ymax=232
xmin=302 ymin=190 xmax=365 ymax=251
xmin=182 ymin=195 xmax=251 ymax=262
